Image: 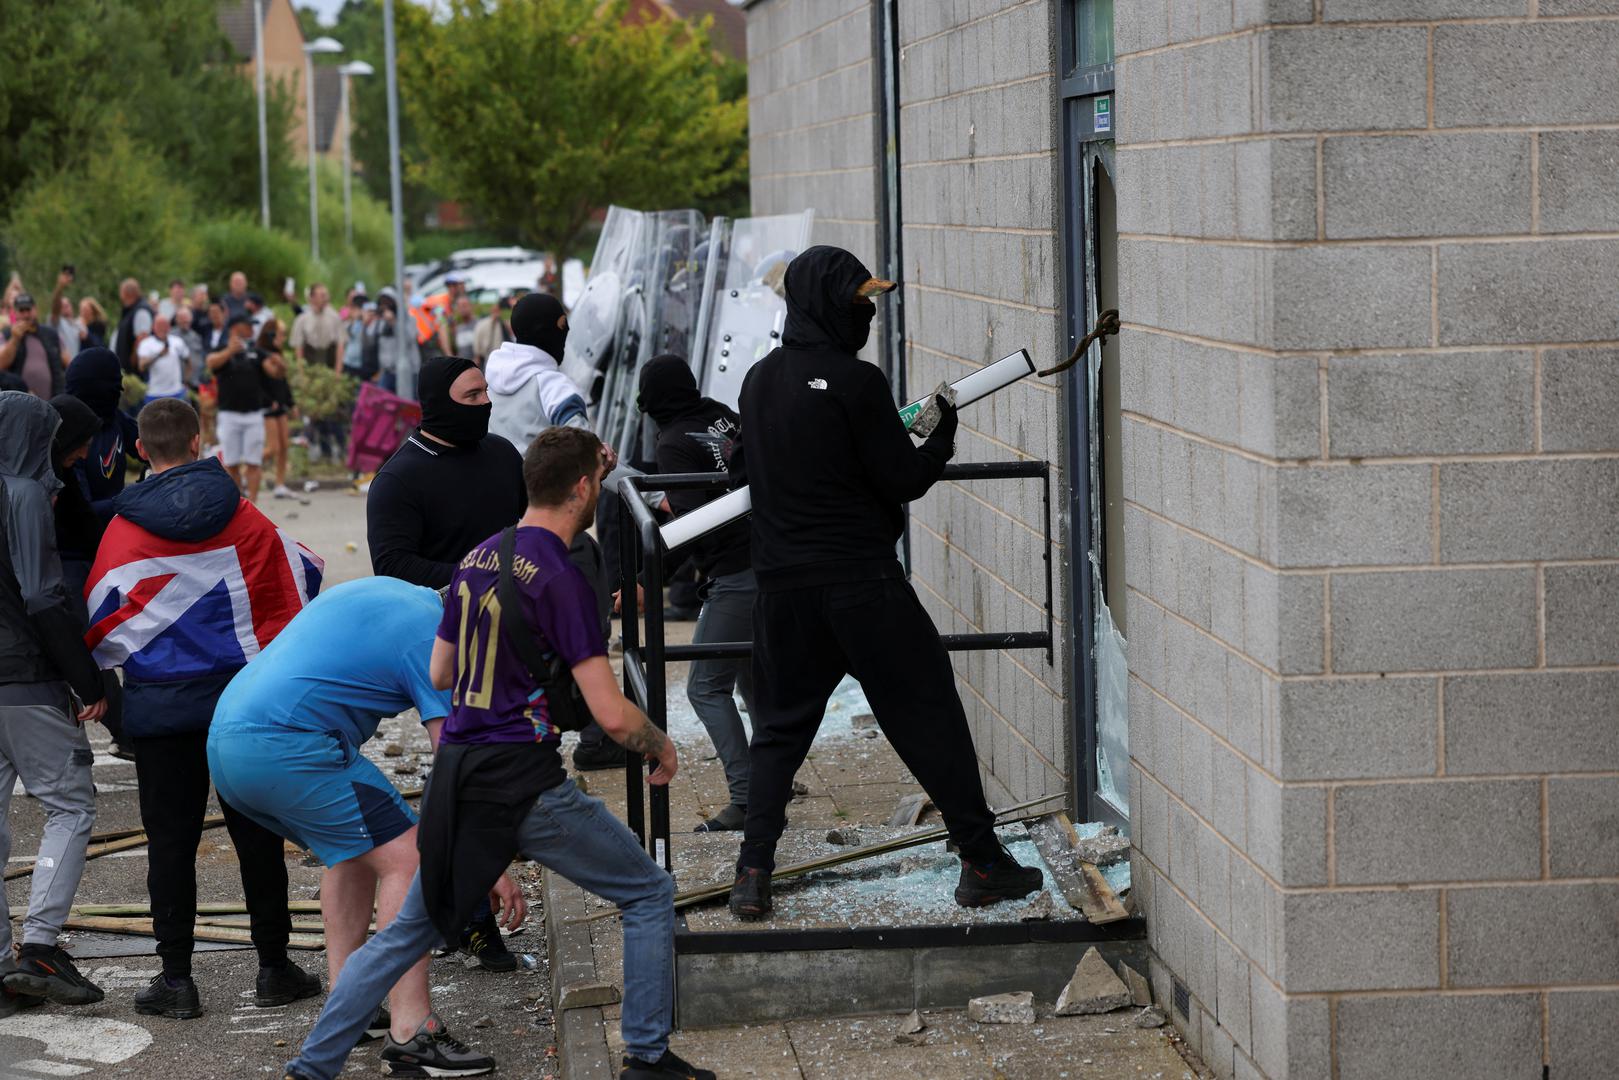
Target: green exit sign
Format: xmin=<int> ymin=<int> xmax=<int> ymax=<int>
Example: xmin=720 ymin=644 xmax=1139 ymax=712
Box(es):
xmin=1094 ymin=95 xmax=1112 ymax=133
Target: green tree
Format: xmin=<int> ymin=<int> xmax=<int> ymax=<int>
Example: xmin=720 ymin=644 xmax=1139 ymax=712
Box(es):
xmin=0 ymin=0 xmax=297 ymax=227
xmin=404 ymin=0 xmax=749 ymax=255
xmin=5 ymin=133 xmax=202 ymax=306
xmin=320 ymin=0 xmax=441 ymax=233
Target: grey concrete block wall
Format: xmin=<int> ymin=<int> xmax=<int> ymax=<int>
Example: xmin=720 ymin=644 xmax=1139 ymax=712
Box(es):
xmin=1115 ymin=4 xmax=1619 ymax=1080
xmin=747 ymin=2 xmax=1619 ymax=1077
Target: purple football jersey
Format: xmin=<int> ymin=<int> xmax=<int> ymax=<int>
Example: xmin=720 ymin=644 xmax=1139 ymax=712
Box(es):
xmin=436 ymin=526 xmax=605 ymax=745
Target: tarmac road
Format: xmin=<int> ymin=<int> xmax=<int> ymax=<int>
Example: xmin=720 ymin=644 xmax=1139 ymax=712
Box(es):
xmin=2 ymin=489 xmax=562 ymax=1080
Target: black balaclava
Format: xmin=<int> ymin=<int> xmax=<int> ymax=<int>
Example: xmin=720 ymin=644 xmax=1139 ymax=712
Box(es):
xmin=65 ymin=346 xmax=124 ymax=422
xmin=510 ymin=292 xmax=569 ymax=362
xmin=637 ymin=354 xmax=703 ymax=426
xmin=418 ymin=354 xmax=491 ymax=446
xmin=49 ymin=394 xmax=100 ymax=471
xmin=781 ymin=246 xmax=882 ymax=356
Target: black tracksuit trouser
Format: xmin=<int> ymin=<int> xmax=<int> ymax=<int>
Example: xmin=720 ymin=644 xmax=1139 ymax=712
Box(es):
xmin=738 ymin=577 xmax=1000 ymax=871
xmin=131 ymin=731 xmax=292 ymax=977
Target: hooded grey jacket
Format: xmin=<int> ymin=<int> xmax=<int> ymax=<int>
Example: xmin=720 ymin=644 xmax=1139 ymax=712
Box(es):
xmin=0 ymin=392 xmax=104 ymax=701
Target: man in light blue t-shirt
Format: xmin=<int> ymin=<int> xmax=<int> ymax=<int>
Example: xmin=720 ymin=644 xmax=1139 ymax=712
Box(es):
xmin=209 ymin=577 xmax=514 ymax=1078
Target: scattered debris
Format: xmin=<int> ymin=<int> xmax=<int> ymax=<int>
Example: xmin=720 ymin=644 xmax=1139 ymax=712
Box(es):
xmin=900 ymin=1009 xmax=925 ymax=1034
xmin=824 ymin=827 xmax=860 ymax=846
xmin=394 ymin=761 xmax=419 ymax=775
xmin=1074 ymin=825 xmax=1131 ymax=867
xmin=791 ymin=779 xmax=810 ymax=798
xmin=345 ymin=541 xmax=358 ymax=553
xmin=1124 ymin=964 xmax=1153 ymax=1007
xmin=894 ymin=1032 xmax=927 ymax=1046
xmin=383 ymin=743 xmax=405 ymax=758
xmin=472 ymin=1015 xmax=492 ymax=1029
xmin=1055 ymin=948 xmax=1132 ymax=1016
xmin=851 ymin=712 xmax=877 ymax=730
xmin=557 ymin=981 xmax=620 ymax=1009
xmin=887 ymin=792 xmax=934 ymax=828
xmin=860 ymin=728 xmax=880 ymax=739
xmin=1019 ymin=893 xmax=1054 ymax=921
xmin=1135 ymin=1005 xmax=1167 ymax=1029
xmin=969 ymin=991 xmax=1035 ymax=1025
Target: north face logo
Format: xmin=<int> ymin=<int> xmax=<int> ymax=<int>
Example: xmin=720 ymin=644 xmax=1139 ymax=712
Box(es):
xmin=808 ymin=378 xmax=828 ymax=390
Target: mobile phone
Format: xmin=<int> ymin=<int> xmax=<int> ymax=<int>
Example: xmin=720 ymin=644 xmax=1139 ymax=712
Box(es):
xmin=62 ymin=264 xmax=75 ymax=279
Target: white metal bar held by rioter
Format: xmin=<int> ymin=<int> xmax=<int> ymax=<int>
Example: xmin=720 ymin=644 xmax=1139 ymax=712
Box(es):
xmin=659 ymin=349 xmax=1036 ymax=552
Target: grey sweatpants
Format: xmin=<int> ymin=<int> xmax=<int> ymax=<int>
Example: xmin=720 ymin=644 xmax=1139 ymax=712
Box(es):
xmin=687 ymin=569 xmax=758 ymax=808
xmin=0 ymin=702 xmax=95 ymax=959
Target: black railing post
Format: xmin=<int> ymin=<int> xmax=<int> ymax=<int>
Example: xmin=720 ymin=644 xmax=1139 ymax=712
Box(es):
xmin=1041 ymin=462 xmax=1054 ymax=668
xmin=618 ymin=489 xmax=645 ymax=846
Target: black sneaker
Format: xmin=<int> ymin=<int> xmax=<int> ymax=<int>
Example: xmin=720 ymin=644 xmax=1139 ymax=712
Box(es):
xmin=255 ymin=959 xmax=322 ymax=1007
xmin=728 ymin=867 xmax=772 ymax=920
xmin=461 ymin=916 xmax=518 ymax=973
xmin=694 ymin=804 xmax=745 ymax=833
xmin=134 ymin=972 xmax=203 ymax=1019
xmin=621 ymin=1049 xmax=717 ymax=1080
xmin=954 ymin=849 xmax=1044 ymax=908
xmin=572 ymin=740 xmax=628 ymax=771
xmin=380 ymin=1013 xmax=495 ymax=1077
xmin=3 ymin=944 xmax=104 ymax=1005
xmin=359 ymin=1004 xmax=393 ymax=1043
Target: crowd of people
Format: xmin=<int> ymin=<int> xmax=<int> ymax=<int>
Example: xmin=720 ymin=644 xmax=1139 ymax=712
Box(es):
xmin=0 ymin=247 xmax=1045 ymax=1080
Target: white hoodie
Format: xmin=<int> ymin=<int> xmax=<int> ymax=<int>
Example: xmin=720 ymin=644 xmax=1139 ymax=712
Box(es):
xmin=485 ymin=341 xmax=666 ymax=512
xmin=485 ymin=342 xmax=591 ymax=455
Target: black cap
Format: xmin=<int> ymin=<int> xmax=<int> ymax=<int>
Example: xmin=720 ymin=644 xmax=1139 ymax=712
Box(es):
xmin=227 ymin=312 xmax=253 ymax=329
xmin=13 ymin=291 xmax=34 ymax=310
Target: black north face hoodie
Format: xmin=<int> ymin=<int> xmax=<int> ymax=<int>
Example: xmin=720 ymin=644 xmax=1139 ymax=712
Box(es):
xmin=735 ymin=246 xmax=956 ymax=591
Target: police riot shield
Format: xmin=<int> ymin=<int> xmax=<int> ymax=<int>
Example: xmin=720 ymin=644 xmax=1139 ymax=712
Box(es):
xmin=696 ymin=211 xmax=815 ymax=411
xmin=561 ymin=205 xmax=646 ymax=404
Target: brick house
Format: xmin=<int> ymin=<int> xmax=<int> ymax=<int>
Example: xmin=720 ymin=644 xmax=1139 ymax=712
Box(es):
xmin=219 ymin=0 xmax=344 ymax=159
xmin=740 ymin=2 xmax=1619 ymax=1078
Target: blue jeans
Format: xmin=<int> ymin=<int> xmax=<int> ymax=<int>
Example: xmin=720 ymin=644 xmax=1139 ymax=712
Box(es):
xmin=287 ymin=779 xmax=675 ymax=1079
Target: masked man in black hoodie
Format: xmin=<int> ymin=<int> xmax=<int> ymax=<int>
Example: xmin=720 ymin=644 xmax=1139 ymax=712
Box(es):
xmin=726 ymin=246 xmax=1042 ymax=919
xmin=637 ymin=355 xmax=756 ymax=832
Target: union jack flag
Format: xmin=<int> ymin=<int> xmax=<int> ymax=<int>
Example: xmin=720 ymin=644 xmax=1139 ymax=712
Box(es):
xmin=83 ymin=503 xmax=324 ymax=682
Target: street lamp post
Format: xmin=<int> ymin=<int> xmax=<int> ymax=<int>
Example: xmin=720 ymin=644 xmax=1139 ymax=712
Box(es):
xmin=303 ymin=36 xmax=345 ymax=265
xmin=337 ymin=61 xmax=374 ymax=251
xmin=383 ymin=0 xmax=407 ymax=313
xmin=254 ymin=0 xmax=270 ymax=228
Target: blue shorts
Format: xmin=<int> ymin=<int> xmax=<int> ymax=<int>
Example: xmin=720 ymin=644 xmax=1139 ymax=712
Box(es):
xmin=208 ymin=726 xmax=417 ymax=867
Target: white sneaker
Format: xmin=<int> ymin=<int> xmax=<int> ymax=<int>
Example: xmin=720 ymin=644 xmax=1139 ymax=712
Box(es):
xmin=273 ymin=485 xmax=294 ymax=499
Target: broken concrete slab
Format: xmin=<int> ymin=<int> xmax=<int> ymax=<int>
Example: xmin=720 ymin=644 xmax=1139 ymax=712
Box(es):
xmin=851 ymin=712 xmax=877 ymax=730
xmin=900 ymin=1009 xmax=925 ymax=1034
xmin=1124 ymin=962 xmax=1152 ymax=1007
xmin=558 ymin=981 xmax=621 ymax=1009
xmin=823 ymin=827 xmax=860 ymax=846
xmin=887 ymin=792 xmax=933 ymax=828
xmin=1135 ymin=1005 xmax=1167 ymax=1029
xmin=968 ymin=991 xmax=1035 ymax=1024
xmin=1054 ymin=948 xmax=1132 ymax=1016
xmin=1073 ymin=827 xmax=1131 ymax=867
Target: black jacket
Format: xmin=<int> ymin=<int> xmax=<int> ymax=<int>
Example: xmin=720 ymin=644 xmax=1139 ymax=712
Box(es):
xmin=0 ymin=392 xmax=104 ymax=701
xmin=48 ymin=395 xmax=105 ymax=565
xmin=736 ymin=247 xmax=954 ymax=591
xmin=2 ymin=324 xmax=65 ymax=398
xmin=114 ymin=298 xmax=152 ymax=372
xmin=639 ymin=355 xmax=750 ymax=579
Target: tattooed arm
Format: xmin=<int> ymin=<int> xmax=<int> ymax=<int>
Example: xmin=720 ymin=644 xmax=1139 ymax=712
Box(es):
xmin=573 ymin=655 xmax=679 ymax=785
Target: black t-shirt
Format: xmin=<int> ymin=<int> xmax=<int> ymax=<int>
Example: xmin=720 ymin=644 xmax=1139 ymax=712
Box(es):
xmin=215 ymin=343 xmax=268 ymax=413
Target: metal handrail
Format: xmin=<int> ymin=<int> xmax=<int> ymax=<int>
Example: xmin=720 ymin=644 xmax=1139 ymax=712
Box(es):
xmin=615 ymin=461 xmax=1055 ymax=871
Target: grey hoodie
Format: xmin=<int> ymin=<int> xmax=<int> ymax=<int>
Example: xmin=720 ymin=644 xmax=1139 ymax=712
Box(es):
xmin=0 ymin=392 xmax=103 ymax=701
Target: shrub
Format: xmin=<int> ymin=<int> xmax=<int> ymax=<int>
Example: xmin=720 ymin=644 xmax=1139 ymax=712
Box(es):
xmin=4 ymin=132 xmax=201 ymax=307
xmin=194 ymin=219 xmax=311 ymax=301
xmin=288 ymin=353 xmax=357 ymax=423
